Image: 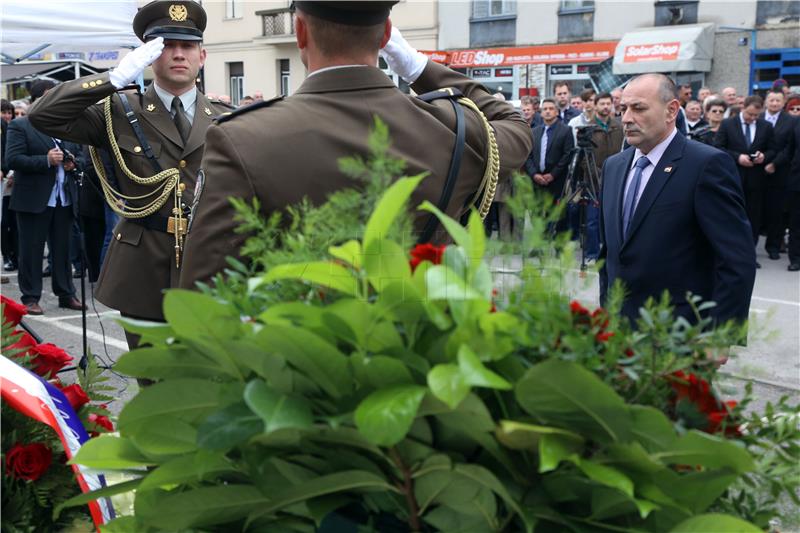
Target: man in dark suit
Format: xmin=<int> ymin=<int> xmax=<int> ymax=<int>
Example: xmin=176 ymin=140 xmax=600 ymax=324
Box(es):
xmin=553 ymin=81 xmax=580 ymax=123
xmin=714 ymin=95 xmax=775 ymax=258
xmin=762 ymin=90 xmax=796 ymax=260
xmin=787 ymin=118 xmax=800 ymax=271
xmin=599 ymin=73 xmax=755 ymax=328
xmin=524 ymin=98 xmax=575 ymax=232
xmin=6 ymin=80 xmax=84 ymax=315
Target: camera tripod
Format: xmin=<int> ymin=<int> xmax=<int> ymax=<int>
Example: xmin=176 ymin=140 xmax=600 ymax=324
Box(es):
xmin=558 ymin=144 xmax=601 ymax=271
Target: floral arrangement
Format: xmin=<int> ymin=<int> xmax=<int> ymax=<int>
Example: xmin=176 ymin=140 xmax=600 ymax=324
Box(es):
xmin=1 ymin=296 xmax=115 ymax=532
xmin=59 ymin=123 xmax=799 ymax=532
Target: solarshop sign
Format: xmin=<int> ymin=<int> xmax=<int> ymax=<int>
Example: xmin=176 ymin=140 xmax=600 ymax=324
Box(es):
xmin=623 ymin=42 xmax=681 ymax=63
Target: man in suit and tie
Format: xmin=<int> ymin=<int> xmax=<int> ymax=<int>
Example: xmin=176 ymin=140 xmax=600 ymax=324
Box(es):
xmin=599 ymin=73 xmax=755 ymax=328
xmin=6 ymin=80 xmax=84 ymax=315
xmin=714 ymin=95 xmax=775 ymax=261
xmin=787 ymin=117 xmax=800 ymax=271
xmin=524 ymin=98 xmax=575 ymax=232
xmin=762 ymin=90 xmax=796 ymax=261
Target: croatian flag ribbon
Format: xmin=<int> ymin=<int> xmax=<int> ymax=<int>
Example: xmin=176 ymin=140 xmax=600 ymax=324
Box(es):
xmin=0 ymin=355 xmax=115 ymax=529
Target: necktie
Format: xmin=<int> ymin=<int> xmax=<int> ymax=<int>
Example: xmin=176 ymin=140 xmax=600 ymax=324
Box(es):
xmin=540 ymin=126 xmax=549 ymax=173
xmin=622 ymin=156 xmax=651 ymax=239
xmin=744 ymin=122 xmax=753 ymax=149
xmin=171 ymin=96 xmax=191 ymax=144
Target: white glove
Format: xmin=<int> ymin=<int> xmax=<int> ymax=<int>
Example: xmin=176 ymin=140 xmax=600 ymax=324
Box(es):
xmin=109 ymin=37 xmax=165 ymax=89
xmin=379 ymin=27 xmax=428 ymax=84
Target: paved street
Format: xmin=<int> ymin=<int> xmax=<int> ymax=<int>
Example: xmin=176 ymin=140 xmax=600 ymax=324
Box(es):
xmin=2 ymin=245 xmax=798 ymax=416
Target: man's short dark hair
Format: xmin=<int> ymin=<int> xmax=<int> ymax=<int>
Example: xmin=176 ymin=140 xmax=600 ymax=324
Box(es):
xmin=594 ymin=92 xmax=612 ymax=104
xmin=302 ymin=12 xmax=385 ymax=59
xmin=680 ymin=83 xmax=692 ymax=91
xmin=767 ymin=89 xmax=785 ymax=99
xmin=744 ymin=95 xmax=764 ymax=109
xmin=0 ymin=99 xmax=13 ymax=114
xmin=580 ymin=89 xmax=595 ymax=103
xmin=541 ymin=97 xmax=557 ymax=107
xmin=29 ymin=79 xmax=57 ymax=103
xmin=553 ymin=81 xmax=570 ymax=92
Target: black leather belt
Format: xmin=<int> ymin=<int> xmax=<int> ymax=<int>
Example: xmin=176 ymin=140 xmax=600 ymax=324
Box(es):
xmin=128 ymin=213 xmax=187 ymax=235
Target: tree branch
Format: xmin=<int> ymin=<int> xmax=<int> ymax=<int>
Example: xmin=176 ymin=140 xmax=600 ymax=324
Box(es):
xmin=389 ymin=447 xmax=421 ymax=532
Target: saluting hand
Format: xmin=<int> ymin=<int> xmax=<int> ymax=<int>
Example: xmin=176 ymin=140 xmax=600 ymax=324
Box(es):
xmin=110 ymin=37 xmax=165 ymax=89
xmin=379 ymin=27 xmax=428 ymax=84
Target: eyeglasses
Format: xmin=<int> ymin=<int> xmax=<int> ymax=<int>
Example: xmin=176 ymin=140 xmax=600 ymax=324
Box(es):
xmin=790 ymin=107 xmax=800 ymax=112
xmin=708 ymin=109 xmax=724 ymax=113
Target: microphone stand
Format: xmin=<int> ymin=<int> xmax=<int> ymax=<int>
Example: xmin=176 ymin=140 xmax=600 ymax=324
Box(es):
xmin=70 ymin=161 xmax=90 ymax=371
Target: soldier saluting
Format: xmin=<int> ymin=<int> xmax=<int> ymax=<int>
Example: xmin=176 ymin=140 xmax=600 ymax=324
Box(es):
xmin=179 ymin=1 xmax=533 ymax=288
xmin=29 ymin=0 xmax=232 ymax=348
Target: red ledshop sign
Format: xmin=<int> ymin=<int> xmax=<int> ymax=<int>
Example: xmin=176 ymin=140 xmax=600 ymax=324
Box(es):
xmin=447 ymin=41 xmax=617 ymax=68
xmin=421 ymin=50 xmax=450 ymax=64
xmin=623 ymin=42 xmax=681 ymax=63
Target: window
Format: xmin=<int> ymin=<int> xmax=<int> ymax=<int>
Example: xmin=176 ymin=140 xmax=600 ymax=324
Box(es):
xmin=225 ymin=0 xmax=242 ymax=19
xmin=228 ymin=62 xmax=244 ymax=106
xmin=472 ymin=0 xmax=516 ymax=19
xmin=558 ymin=0 xmax=594 ymax=41
xmin=279 ymin=59 xmax=290 ymax=96
xmin=261 ymin=10 xmax=295 ymax=36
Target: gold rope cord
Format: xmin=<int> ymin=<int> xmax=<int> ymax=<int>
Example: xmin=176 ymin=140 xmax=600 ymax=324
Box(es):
xmin=88 ymin=96 xmax=180 ymax=219
xmin=457 ymin=96 xmax=500 ymax=219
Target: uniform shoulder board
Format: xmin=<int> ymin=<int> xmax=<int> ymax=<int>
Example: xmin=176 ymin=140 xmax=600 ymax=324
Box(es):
xmin=213 ymin=96 xmax=285 ymax=124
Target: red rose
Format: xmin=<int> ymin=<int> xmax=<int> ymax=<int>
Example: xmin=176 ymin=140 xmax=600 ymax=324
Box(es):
xmin=57 ymin=383 xmax=90 ymax=411
xmin=88 ymin=413 xmax=114 ymax=436
xmin=29 ymin=343 xmax=72 ymax=377
xmin=1 ymin=296 xmax=27 ymax=328
xmin=6 ymin=331 xmax=37 ymax=360
xmin=569 ymin=300 xmax=590 ymax=316
xmin=4 ymin=443 xmax=52 ymax=481
xmin=409 ymin=243 xmax=446 ymax=272
xmin=596 ymin=331 xmax=615 ymax=343
xmin=591 ymin=308 xmax=610 ymax=330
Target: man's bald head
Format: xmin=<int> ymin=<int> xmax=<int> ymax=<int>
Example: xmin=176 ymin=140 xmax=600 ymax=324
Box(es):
xmin=627 ymin=73 xmax=678 ymax=104
xmin=619 ymin=74 xmax=681 ymax=154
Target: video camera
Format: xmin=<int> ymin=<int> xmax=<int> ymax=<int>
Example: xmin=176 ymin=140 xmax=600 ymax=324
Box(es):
xmin=575 ymin=125 xmax=597 ymax=149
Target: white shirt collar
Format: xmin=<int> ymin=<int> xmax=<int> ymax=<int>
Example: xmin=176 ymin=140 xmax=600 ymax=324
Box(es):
xmin=739 ymin=113 xmax=754 ymax=127
xmin=765 ymin=110 xmax=780 ymax=122
xmin=307 ymin=64 xmax=368 ymax=78
xmin=632 ymin=127 xmax=678 ymax=169
xmin=153 ymin=82 xmax=196 ymax=117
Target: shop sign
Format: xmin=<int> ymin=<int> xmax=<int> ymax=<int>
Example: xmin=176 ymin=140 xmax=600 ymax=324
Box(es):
xmin=550 ymin=65 xmax=573 ymax=75
xmin=623 ymin=42 xmax=681 ymax=63
xmin=421 ymin=50 xmax=450 ymax=64
xmin=495 ymin=68 xmax=513 ymax=77
xmin=471 ymin=68 xmax=492 ymax=77
xmin=448 ymin=41 xmax=617 ymax=68
xmin=88 ymin=51 xmax=119 ymax=62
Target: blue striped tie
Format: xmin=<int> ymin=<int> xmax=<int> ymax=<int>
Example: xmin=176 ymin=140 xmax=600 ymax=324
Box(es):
xmin=622 ymin=156 xmax=651 ymax=239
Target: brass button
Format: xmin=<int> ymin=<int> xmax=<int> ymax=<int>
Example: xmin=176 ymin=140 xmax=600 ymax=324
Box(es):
xmin=179 ymin=160 xmax=187 ymax=168
xmin=89 ymin=81 xmax=97 ymax=88
xmin=133 ymin=146 xmax=142 ymax=153
xmin=82 ymin=82 xmax=90 ymax=89
xmin=179 ymin=183 xmax=186 ymax=191
xmin=116 ymin=233 xmax=122 ymax=241
xmin=95 ymin=79 xmax=103 ymax=85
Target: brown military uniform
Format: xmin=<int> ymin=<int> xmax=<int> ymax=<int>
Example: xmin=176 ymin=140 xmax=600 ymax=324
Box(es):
xmin=180 ymin=61 xmax=532 ymax=288
xmin=29 ymin=73 xmax=231 ymax=320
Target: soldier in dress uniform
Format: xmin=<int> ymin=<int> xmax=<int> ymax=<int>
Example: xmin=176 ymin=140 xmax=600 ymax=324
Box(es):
xmin=179 ymin=1 xmax=533 ymax=288
xmin=29 ymin=0 xmax=232 ymax=347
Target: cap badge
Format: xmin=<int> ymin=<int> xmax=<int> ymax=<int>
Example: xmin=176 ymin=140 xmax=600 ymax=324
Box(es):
xmin=204 ymin=107 xmax=212 ymax=116
xmin=168 ymin=4 xmax=188 ymax=22
xmin=664 ymin=166 xmax=673 ymax=173
xmin=146 ymin=104 xmax=156 ymax=112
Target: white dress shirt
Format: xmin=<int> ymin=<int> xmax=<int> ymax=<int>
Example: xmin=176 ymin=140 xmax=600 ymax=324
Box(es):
xmin=764 ymin=110 xmax=780 ymax=127
xmin=47 ymin=138 xmax=71 ymax=208
xmin=739 ymin=113 xmax=757 ymax=144
xmin=153 ymin=83 xmax=196 ymax=124
xmin=623 ymin=127 xmax=678 ymax=211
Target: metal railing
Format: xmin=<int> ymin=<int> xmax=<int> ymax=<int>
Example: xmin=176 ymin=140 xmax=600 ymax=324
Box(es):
xmin=261 ymin=10 xmax=294 ymax=37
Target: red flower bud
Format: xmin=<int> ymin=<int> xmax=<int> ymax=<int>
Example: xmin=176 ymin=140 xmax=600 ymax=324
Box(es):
xmin=1 ymin=296 xmax=28 ymax=328
xmin=88 ymin=413 xmax=114 ymax=434
xmin=596 ymin=331 xmax=615 ymax=343
xmin=29 ymin=343 xmax=73 ymax=378
xmin=569 ymin=300 xmax=590 ymax=315
xmin=409 ymin=243 xmax=446 ymax=272
xmin=57 ymin=383 xmax=90 ymax=411
xmin=4 ymin=443 xmax=52 ymax=481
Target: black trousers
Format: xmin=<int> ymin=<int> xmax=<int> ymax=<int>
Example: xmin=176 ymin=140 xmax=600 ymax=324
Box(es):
xmin=788 ymin=191 xmax=800 ymax=264
xmin=79 ymin=216 xmax=106 ymax=283
xmin=743 ymin=185 xmax=765 ymax=244
xmin=1 ymin=196 xmax=18 ymax=263
xmin=16 ymin=205 xmax=75 ymax=304
xmin=764 ymin=178 xmax=788 ymax=253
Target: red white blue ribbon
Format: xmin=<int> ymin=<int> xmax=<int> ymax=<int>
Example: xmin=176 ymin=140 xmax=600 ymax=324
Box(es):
xmin=0 ymin=355 xmax=115 ymax=529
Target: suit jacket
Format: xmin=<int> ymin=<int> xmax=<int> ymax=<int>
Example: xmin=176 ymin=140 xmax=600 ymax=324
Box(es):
xmin=788 ymin=118 xmax=800 ymax=192
xmin=1 ymin=119 xmax=8 ymax=176
xmin=179 ymin=61 xmax=532 ymax=288
xmin=5 ymin=116 xmax=81 ymax=214
xmin=29 ymin=72 xmax=232 ymax=320
xmin=714 ymin=116 xmax=775 ymax=190
xmin=559 ymin=106 xmax=580 ymax=124
xmin=762 ymin=111 xmax=796 ymax=187
xmin=599 ymin=133 xmax=756 ymax=326
xmin=524 ymin=120 xmax=575 ymax=197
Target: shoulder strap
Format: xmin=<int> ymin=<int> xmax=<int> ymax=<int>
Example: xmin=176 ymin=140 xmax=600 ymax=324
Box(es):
xmin=119 ymin=93 xmax=162 ymax=173
xmin=416 ymin=88 xmax=466 ymax=244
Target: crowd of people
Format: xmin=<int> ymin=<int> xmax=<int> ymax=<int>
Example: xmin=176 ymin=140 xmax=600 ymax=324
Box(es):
xmin=486 ymin=78 xmax=800 ymax=272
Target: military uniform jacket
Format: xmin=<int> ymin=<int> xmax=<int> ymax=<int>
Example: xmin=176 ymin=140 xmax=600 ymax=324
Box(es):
xmin=179 ymin=61 xmax=532 ymax=288
xmin=29 ymin=72 xmax=231 ymax=320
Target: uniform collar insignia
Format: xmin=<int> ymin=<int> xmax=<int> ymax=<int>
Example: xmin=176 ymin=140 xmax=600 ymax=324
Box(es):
xmin=146 ymin=104 xmax=156 ymax=112
xmin=204 ymin=107 xmax=212 ymax=116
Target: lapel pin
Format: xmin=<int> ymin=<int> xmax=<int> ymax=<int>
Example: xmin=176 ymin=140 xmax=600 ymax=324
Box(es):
xmin=146 ymin=104 xmax=156 ymax=112
xmin=204 ymin=107 xmax=212 ymax=116
xmin=664 ymin=166 xmax=673 ymax=173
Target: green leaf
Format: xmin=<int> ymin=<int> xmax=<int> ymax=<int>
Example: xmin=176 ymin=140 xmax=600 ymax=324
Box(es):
xmin=427 ymin=364 xmax=470 ymax=409
xmin=629 ymin=405 xmax=678 ymax=452
xmin=135 ymin=485 xmax=267 ymax=530
xmin=457 ymin=345 xmax=511 ymax=390
xmin=466 ymin=209 xmax=486 ymax=272
xmin=653 ymin=430 xmax=755 ymax=474
xmin=244 ymin=379 xmax=313 ymax=433
xmin=260 ymin=261 xmax=360 ymax=297
xmin=363 ymin=174 xmax=426 ymax=250
xmin=352 ymin=354 xmax=414 ymax=388
xmin=363 ymin=239 xmax=412 ymax=292
xmin=669 ymin=514 xmax=762 ymax=532
xmin=139 ymin=452 xmax=236 ymax=490
xmin=425 ymin=265 xmax=483 ymax=301
xmin=255 ymin=324 xmax=351 ymax=398
xmin=130 ymin=415 xmax=198 ymax=456
xmin=247 ymin=471 xmax=397 ymax=524
xmin=116 ymin=317 xmax=174 ymax=346
xmin=53 ymin=478 xmax=142 ymax=519
xmin=539 ymin=433 xmax=583 ymax=473
xmin=163 ymin=290 xmax=241 ymax=343
xmin=69 ymin=436 xmax=152 ymax=469
xmin=118 ymin=379 xmax=224 ymax=434
xmin=322 ymin=298 xmax=371 ymax=347
xmin=515 ymin=359 xmax=631 ymax=443
xmin=453 ymin=464 xmax=533 ymax=531
xmin=328 ymin=239 xmax=362 ymax=270
xmin=495 ymin=420 xmax=584 ymax=452
xmin=418 ymin=200 xmax=470 ymax=253
xmin=574 ymin=458 xmax=634 ymax=498
xmin=354 ymin=385 xmax=426 ymax=446
xmin=114 ymin=346 xmax=225 ymax=380
xmin=196 ymin=401 xmax=262 ymax=451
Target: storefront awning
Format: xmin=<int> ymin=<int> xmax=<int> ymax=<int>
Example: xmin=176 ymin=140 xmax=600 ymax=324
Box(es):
xmin=1 ymin=60 xmax=102 ymax=83
xmin=421 ymin=41 xmax=618 ymax=68
xmin=613 ymin=23 xmax=715 ymax=74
